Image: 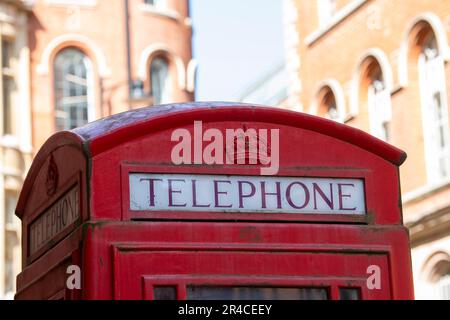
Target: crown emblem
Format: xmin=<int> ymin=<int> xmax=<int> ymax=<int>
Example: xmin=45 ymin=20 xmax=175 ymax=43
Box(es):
xmin=45 ymin=154 xmax=58 ymax=197
xmin=225 ymin=124 xmax=272 ymax=165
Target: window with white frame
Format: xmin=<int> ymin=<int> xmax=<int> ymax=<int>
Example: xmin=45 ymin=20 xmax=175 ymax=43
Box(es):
xmin=418 ymin=35 xmax=450 ymax=184
xmin=54 ymin=48 xmax=94 ymax=131
xmin=150 ymin=57 xmax=172 ymax=105
xmin=368 ymin=74 xmax=391 ymax=141
xmin=322 ymin=90 xmax=340 ymax=121
xmin=2 ymin=39 xmax=14 ymax=135
xmin=317 ymin=0 xmax=337 ymax=27
xmin=437 ymin=274 xmax=450 ymax=300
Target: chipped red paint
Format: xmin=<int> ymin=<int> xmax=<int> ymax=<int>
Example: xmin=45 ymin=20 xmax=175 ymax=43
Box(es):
xmin=15 ymin=102 xmax=413 ymax=300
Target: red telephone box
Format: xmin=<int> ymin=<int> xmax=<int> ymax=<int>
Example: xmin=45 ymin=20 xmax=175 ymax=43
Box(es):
xmin=15 ymin=102 xmax=414 ymax=300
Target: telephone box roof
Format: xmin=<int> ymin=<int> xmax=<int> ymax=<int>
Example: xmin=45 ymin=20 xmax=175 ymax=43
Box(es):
xmin=70 ymin=102 xmax=406 ymax=165
xmin=17 ymin=102 xmax=406 ymax=218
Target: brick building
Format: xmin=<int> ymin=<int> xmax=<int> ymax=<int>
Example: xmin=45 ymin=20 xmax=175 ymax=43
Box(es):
xmin=0 ymin=0 xmax=195 ymax=299
xmin=29 ymin=0 xmax=196 ymax=149
xmin=284 ymin=0 xmax=450 ymax=299
xmin=0 ymin=0 xmax=32 ymax=300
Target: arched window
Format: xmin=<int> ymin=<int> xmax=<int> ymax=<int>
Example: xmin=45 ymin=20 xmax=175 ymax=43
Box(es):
xmin=421 ymin=252 xmax=450 ymax=300
xmin=314 ymin=80 xmax=345 ymax=122
xmin=418 ymin=32 xmax=450 ymax=183
xmin=318 ymin=89 xmax=340 ymax=121
xmin=437 ymin=273 xmax=450 ymax=300
xmin=368 ymin=71 xmax=391 ymax=141
xmin=54 ymin=48 xmax=93 ymax=131
xmin=429 ymin=259 xmax=450 ymax=300
xmin=357 ymin=55 xmax=392 ymax=142
xmin=150 ymin=57 xmax=172 ymax=105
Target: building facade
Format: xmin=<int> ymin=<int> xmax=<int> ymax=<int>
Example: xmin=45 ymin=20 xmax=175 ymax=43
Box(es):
xmin=0 ymin=0 xmax=32 ymax=300
xmin=236 ymin=62 xmax=289 ymax=107
xmin=0 ymin=0 xmax=195 ymax=299
xmin=284 ymin=0 xmax=450 ymax=299
xmin=29 ymin=0 xmax=196 ymax=149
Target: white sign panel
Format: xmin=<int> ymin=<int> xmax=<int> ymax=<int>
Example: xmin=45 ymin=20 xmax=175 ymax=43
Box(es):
xmin=129 ymin=173 xmax=365 ymax=215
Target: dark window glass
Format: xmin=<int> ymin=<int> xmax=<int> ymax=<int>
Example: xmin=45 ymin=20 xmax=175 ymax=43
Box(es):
xmin=154 ymin=286 xmax=177 ymax=300
xmin=187 ymin=286 xmax=328 ymax=300
xmin=339 ymin=287 xmax=361 ymax=300
xmin=2 ymin=40 xmax=12 ymax=68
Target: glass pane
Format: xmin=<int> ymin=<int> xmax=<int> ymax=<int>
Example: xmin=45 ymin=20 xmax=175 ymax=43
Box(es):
xmin=2 ymin=76 xmax=13 ymax=134
xmin=154 ymin=286 xmax=177 ymax=300
xmin=54 ymin=48 xmax=91 ymax=131
xmin=2 ymin=40 xmax=12 ymax=68
xmin=150 ymin=57 xmax=170 ymax=105
xmin=187 ymin=286 xmax=328 ymax=300
xmin=339 ymin=287 xmax=361 ymax=300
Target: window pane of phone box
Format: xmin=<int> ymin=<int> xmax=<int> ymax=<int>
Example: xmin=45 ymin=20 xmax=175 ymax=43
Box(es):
xmin=187 ymin=286 xmax=328 ymax=300
xmin=154 ymin=286 xmax=177 ymax=300
xmin=339 ymin=287 xmax=361 ymax=300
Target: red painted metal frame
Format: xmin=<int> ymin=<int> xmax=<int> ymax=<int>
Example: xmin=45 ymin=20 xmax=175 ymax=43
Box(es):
xmin=79 ymin=221 xmax=412 ymax=300
xmin=16 ymin=132 xmax=84 ymax=219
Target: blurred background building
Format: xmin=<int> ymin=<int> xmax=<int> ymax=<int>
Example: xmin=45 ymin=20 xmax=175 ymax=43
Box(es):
xmin=280 ymin=0 xmax=450 ymax=300
xmin=235 ymin=62 xmax=289 ymax=107
xmin=0 ymin=0 xmax=195 ymax=299
xmin=29 ymin=0 xmax=195 ymax=149
xmin=0 ymin=0 xmax=32 ymax=300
